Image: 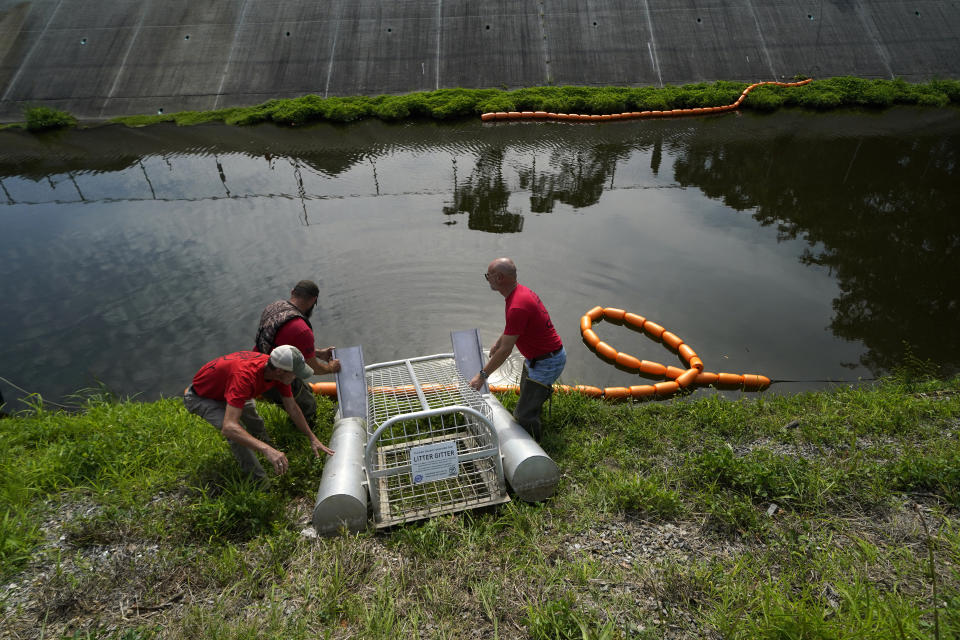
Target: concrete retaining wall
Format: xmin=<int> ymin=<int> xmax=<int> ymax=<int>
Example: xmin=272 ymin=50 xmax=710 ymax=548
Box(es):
xmin=1 ymin=0 xmax=958 ymax=122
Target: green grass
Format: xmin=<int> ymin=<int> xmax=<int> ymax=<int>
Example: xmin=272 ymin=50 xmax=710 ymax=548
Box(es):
xmin=6 ymin=76 xmax=959 ymax=131
xmin=1 ymin=375 xmax=959 ymax=638
xmin=24 ymin=105 xmax=77 ymax=131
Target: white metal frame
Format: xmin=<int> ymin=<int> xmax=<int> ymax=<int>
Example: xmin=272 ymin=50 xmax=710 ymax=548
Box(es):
xmin=363 ymin=353 xmax=509 ymax=527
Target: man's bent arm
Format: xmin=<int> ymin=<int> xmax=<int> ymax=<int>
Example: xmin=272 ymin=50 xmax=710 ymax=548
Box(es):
xmin=221 ymin=404 xmax=289 ymax=474
xmin=486 ymin=333 xmax=519 ymax=375
xmin=470 ymin=334 xmax=519 ymax=390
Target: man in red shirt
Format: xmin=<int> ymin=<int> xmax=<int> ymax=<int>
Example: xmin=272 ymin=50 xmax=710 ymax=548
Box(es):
xmin=470 ymin=258 xmax=566 ymax=440
xmin=183 ymin=345 xmax=334 ymax=481
xmin=253 ymin=280 xmax=341 ymax=426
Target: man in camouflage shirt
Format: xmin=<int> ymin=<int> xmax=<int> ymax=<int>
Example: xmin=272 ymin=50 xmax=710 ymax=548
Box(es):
xmin=253 ymin=280 xmax=340 ymax=425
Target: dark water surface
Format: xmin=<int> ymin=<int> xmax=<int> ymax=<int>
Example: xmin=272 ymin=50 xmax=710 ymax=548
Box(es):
xmin=1 ymin=108 xmax=958 ymax=409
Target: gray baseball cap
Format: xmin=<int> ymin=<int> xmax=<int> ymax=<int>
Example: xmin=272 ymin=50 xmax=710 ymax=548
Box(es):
xmin=269 ymin=344 xmax=314 ymax=380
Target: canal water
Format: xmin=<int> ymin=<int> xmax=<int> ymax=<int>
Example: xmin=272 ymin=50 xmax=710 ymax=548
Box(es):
xmin=1 ymin=108 xmax=958 ymax=410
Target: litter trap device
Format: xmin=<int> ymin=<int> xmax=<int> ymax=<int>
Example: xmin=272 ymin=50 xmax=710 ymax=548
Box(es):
xmin=313 ymin=329 xmax=560 ymax=535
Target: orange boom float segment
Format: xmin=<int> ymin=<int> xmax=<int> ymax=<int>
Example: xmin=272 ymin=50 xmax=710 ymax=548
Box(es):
xmin=624 ymin=312 xmax=646 ymax=329
xmin=717 ymin=373 xmax=744 ymax=387
xmin=661 ymin=331 xmax=684 ymax=351
xmin=615 ymin=352 xmax=642 ymax=370
xmin=654 ymin=381 xmax=680 ymax=396
xmin=310 ymin=381 xmax=338 ymax=396
xmin=678 ymin=344 xmax=697 ymax=365
xmin=630 ymin=384 xmax=656 ymax=398
xmin=574 ymin=384 xmax=603 ymax=397
xmin=665 ymin=365 xmax=686 ymax=380
xmin=595 ymin=341 xmax=618 ymax=361
xmin=639 ymin=360 xmax=667 ymax=377
xmin=643 ymin=321 xmax=665 ymax=340
xmin=582 ymin=329 xmax=601 ymax=349
xmin=695 ymin=371 xmax=719 ymax=386
xmin=603 ymin=307 xmax=626 ymax=321
xmin=675 ymin=368 xmax=699 ymax=388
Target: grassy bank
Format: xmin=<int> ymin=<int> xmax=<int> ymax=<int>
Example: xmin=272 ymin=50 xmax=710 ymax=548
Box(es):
xmin=7 ymin=76 xmax=960 ymax=131
xmin=1 ymin=375 xmax=959 ymax=639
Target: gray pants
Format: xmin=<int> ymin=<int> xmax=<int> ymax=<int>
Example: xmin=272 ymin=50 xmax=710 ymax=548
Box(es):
xmin=183 ymin=388 xmax=273 ymax=480
xmin=514 ymin=366 xmax=555 ymax=442
xmin=261 ymin=377 xmax=317 ymax=426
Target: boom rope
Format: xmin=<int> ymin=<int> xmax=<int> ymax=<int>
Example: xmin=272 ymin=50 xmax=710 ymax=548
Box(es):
xmin=479 ymin=79 xmax=812 ymax=123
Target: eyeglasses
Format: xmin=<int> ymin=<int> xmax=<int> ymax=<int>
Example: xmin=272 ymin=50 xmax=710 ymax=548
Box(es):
xmin=484 ymin=272 xmax=495 ymax=281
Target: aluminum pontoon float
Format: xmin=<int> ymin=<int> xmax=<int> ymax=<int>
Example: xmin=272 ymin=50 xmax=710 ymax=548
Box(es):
xmin=312 ymin=329 xmax=560 ymax=535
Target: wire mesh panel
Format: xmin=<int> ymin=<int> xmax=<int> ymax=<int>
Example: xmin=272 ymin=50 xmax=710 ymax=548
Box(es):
xmin=364 ymin=354 xmax=509 ymax=527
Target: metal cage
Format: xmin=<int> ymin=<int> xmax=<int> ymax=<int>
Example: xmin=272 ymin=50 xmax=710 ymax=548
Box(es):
xmin=364 ymin=354 xmax=509 ymax=527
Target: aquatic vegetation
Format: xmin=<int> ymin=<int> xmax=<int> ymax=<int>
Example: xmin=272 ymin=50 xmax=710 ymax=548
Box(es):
xmin=23 ymin=105 xmax=77 ymax=131
xmin=109 ymin=77 xmax=960 ymax=128
xmin=10 ymin=76 xmax=958 ymax=131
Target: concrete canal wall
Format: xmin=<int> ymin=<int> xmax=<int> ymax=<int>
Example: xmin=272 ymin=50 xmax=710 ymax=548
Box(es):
xmin=1 ymin=0 xmax=958 ymax=122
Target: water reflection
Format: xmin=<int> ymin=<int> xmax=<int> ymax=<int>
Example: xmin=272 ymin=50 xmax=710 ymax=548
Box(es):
xmin=521 ymin=143 xmax=632 ymax=212
xmin=673 ymin=124 xmax=960 ymax=373
xmin=444 ymin=149 xmax=523 ymax=233
xmin=0 ymin=110 xmax=957 ymax=408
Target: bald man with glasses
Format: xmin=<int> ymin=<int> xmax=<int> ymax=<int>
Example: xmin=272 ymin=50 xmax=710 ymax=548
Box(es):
xmin=470 ymin=258 xmax=566 ymax=441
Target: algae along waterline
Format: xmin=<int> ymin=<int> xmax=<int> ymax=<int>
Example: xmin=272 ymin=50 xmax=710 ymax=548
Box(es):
xmin=0 ymin=107 xmax=958 ymax=410
xmin=7 ymin=76 xmax=960 ymax=129
xmin=1 ymin=376 xmax=959 ymax=639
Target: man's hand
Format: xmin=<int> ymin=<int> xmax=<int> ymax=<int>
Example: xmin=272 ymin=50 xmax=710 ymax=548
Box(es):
xmin=308 ymin=434 xmax=335 ymax=457
xmin=317 ymin=346 xmax=335 ymax=362
xmin=307 ymin=355 xmax=341 ymax=376
xmin=264 ymin=448 xmax=290 ymax=475
xmin=469 ymin=373 xmax=485 ymax=391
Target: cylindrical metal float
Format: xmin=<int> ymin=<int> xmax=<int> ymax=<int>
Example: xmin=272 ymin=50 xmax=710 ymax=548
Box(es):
xmin=312 ymin=416 xmax=369 ymax=536
xmin=483 ymin=395 xmax=560 ymax=502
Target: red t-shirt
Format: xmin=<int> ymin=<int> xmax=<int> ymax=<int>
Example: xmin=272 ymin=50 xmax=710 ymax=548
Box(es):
xmin=504 ymin=284 xmax=563 ymax=360
xmin=273 ymin=317 xmax=316 ymax=360
xmin=192 ymin=351 xmax=292 ymax=408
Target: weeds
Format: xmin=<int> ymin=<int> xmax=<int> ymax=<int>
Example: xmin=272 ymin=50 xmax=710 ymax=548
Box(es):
xmin=594 ymin=470 xmax=685 ymax=519
xmin=525 ymin=595 xmax=618 ymax=640
xmin=1 ymin=376 xmax=958 ymax=638
xmin=24 ymin=105 xmax=77 ymax=131
xmin=186 ymin=476 xmax=286 ymax=541
xmin=98 ymin=77 xmax=960 ymax=129
xmin=12 ymin=77 xmax=960 ymax=132
xmin=0 ymin=509 xmax=38 ymax=569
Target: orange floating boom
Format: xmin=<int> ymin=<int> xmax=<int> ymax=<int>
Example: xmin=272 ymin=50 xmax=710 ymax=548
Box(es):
xmin=577 ymin=305 xmax=771 ymax=400
xmin=480 ymin=79 xmax=812 ymax=122
xmin=313 ymin=303 xmax=772 ymax=402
